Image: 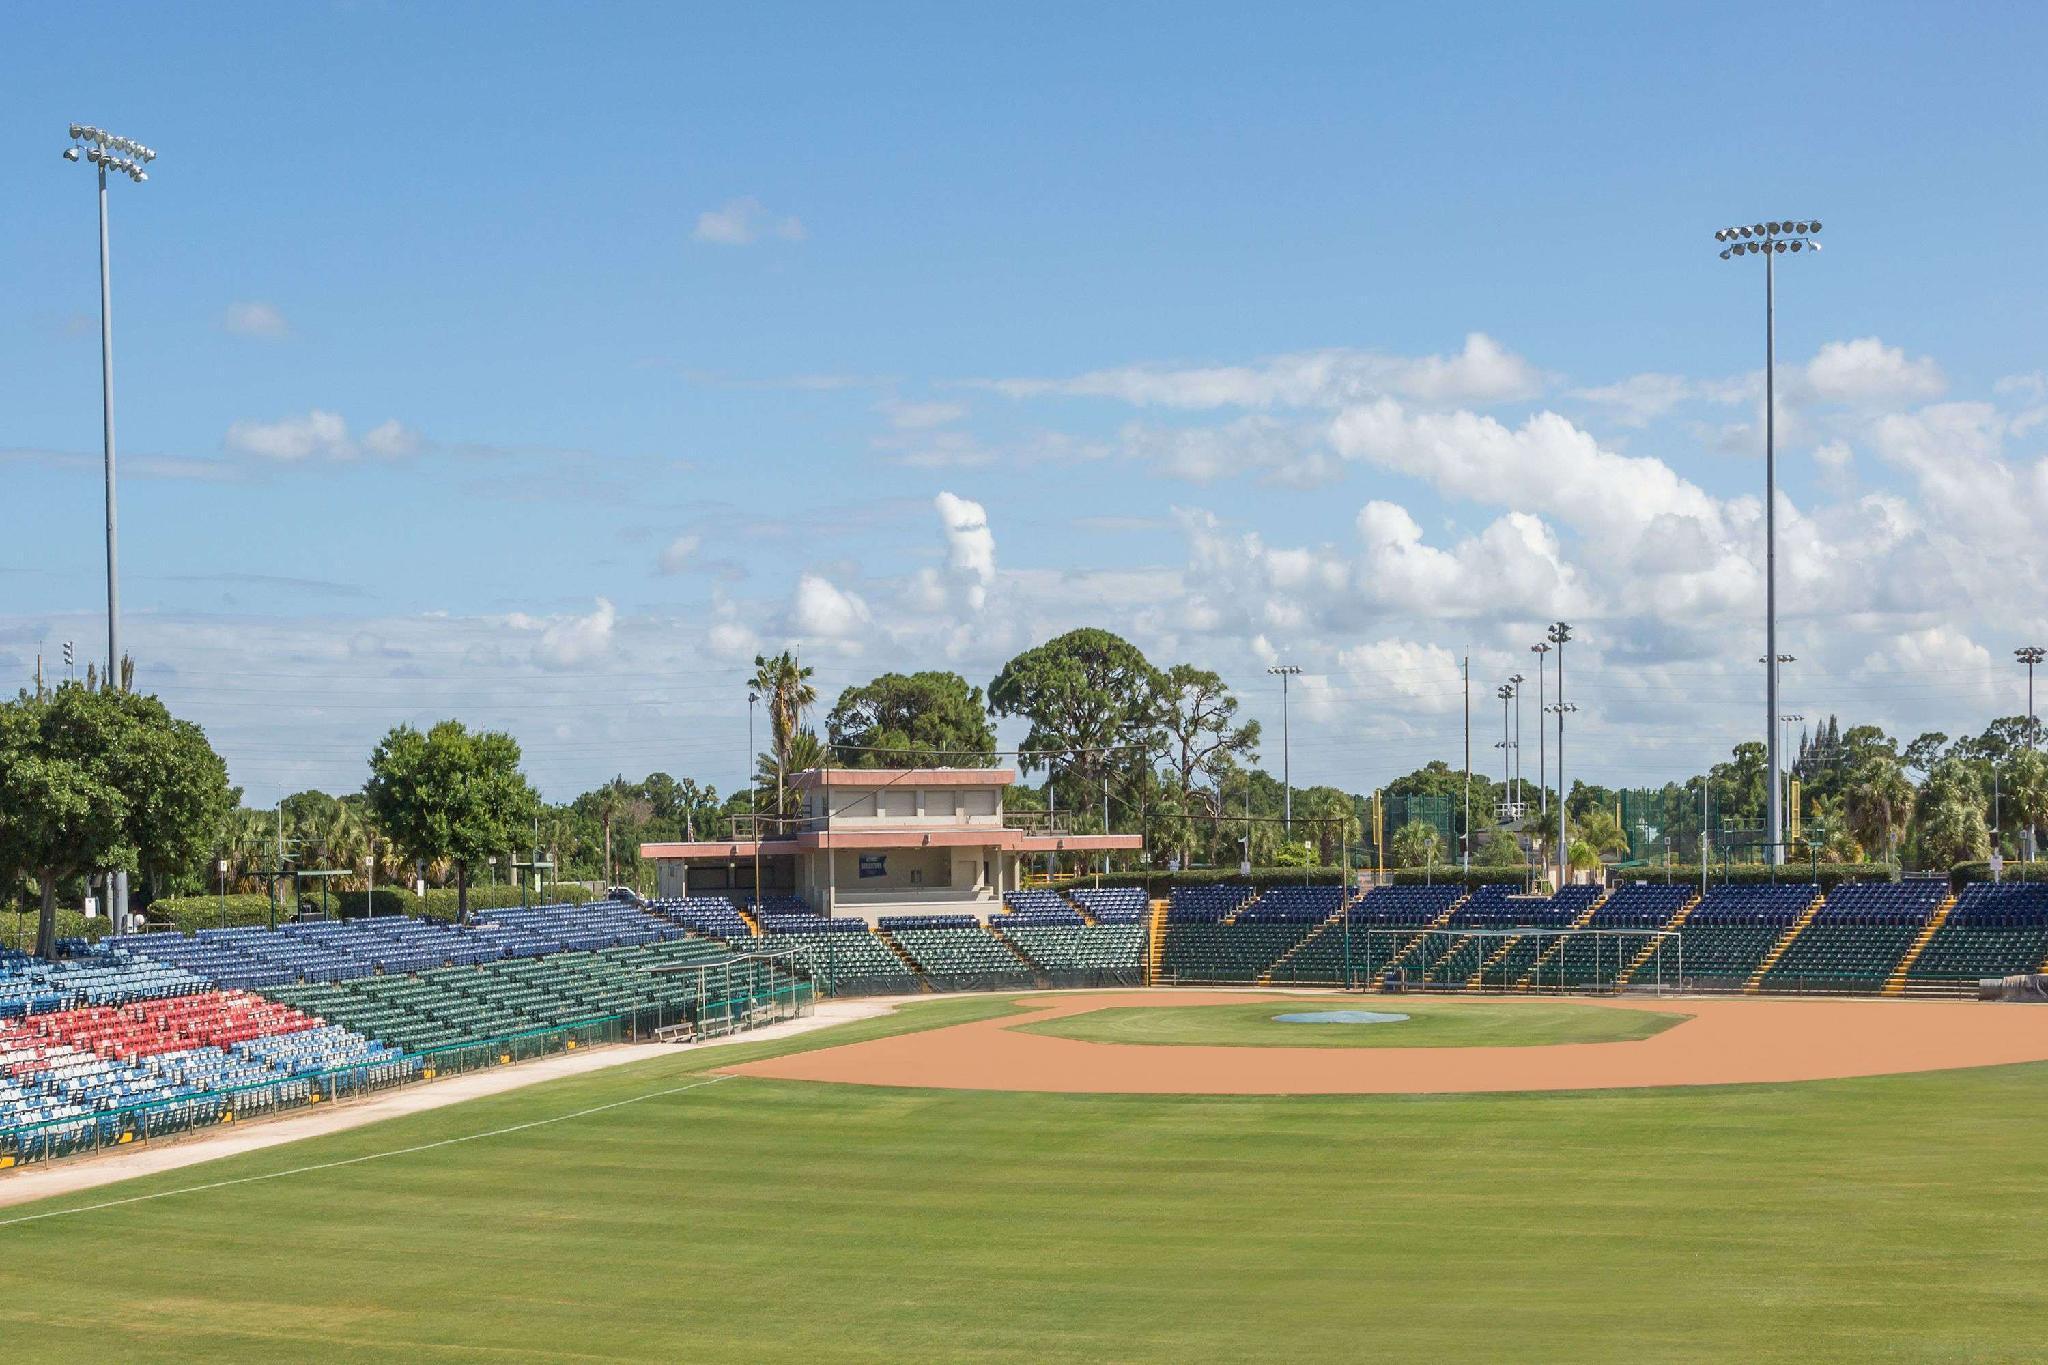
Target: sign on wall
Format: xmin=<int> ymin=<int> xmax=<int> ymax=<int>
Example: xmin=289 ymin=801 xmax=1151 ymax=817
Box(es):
xmin=858 ymin=854 xmax=888 ymax=879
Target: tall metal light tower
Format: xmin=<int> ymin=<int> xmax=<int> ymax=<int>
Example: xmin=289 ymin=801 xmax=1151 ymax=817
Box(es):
xmin=62 ymin=123 xmax=155 ymax=688
xmin=2017 ymin=647 xmax=2044 ymax=750
xmin=1530 ymin=642 xmax=1551 ymax=815
xmin=1267 ymin=664 xmax=1302 ymax=833
xmin=1546 ymin=621 xmax=1573 ymax=887
xmin=1715 ymin=217 xmax=1821 ymax=864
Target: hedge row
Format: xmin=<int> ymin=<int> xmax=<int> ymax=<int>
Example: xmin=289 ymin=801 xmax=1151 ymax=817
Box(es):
xmin=1951 ymin=861 xmax=2048 ymax=885
xmin=147 ymin=883 xmax=594 ymax=930
xmin=0 ymin=909 xmax=111 ymax=951
xmin=1609 ymin=863 xmax=1898 ymax=890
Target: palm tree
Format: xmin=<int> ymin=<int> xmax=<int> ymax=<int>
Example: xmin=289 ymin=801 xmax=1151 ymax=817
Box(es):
xmin=751 ymin=651 xmax=818 ymax=820
xmin=1571 ymin=808 xmax=1630 ymax=861
xmin=1844 ymin=757 xmax=1913 ymax=867
xmin=755 ymin=730 xmax=826 ymax=822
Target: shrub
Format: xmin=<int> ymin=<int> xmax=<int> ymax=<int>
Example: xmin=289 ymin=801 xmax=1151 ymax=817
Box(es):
xmin=0 ymin=908 xmax=112 ymax=951
xmin=1951 ymin=861 xmax=2048 ymax=885
xmin=1609 ymin=862 xmax=1896 ymax=890
xmin=147 ymin=894 xmax=284 ymax=933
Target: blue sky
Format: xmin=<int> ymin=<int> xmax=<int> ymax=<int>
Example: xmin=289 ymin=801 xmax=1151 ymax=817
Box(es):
xmin=5 ymin=2 xmax=2048 ymax=805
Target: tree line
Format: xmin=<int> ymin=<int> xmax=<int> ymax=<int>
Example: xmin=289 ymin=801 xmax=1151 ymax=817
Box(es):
xmin=9 ymin=629 xmax=2048 ymax=957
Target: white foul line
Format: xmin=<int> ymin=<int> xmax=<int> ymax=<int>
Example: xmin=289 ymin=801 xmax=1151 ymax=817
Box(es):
xmin=0 ymin=1072 xmax=736 ymax=1231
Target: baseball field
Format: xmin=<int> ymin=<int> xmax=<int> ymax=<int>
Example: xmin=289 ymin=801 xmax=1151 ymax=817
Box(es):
xmin=1 ymin=992 xmax=2044 ymax=1362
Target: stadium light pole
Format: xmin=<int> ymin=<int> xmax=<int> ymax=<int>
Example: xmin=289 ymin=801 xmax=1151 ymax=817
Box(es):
xmin=61 ymin=124 xmax=153 ymax=687
xmin=1530 ymin=642 xmax=1551 ymax=816
xmin=1716 ymin=216 xmax=1820 ymax=865
xmin=1268 ymin=664 xmax=1302 ymax=834
xmin=1462 ymin=654 xmax=1472 ymax=873
xmin=2017 ymin=647 xmax=2044 ymax=750
xmin=1509 ymin=673 xmax=1525 ymax=802
xmin=1495 ymin=683 xmax=1514 ymax=799
xmin=2018 ymin=646 xmax=2045 ymax=861
xmin=1547 ymin=622 xmax=1572 ymax=887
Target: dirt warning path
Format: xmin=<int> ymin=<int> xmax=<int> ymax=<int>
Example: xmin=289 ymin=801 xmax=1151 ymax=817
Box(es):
xmin=725 ymin=991 xmax=2048 ymax=1095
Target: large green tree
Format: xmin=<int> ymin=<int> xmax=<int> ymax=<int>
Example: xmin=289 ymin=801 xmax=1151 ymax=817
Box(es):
xmin=827 ymin=671 xmax=997 ymax=768
xmin=1148 ymin=664 xmax=1260 ymax=861
xmin=988 ymin=628 xmax=1161 ymax=814
xmin=364 ymin=720 xmax=541 ymax=920
xmin=0 ymin=685 xmax=230 ymax=956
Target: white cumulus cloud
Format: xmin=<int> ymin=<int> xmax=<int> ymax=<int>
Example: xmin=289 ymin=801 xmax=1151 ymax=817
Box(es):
xmin=223 ymin=300 xmax=289 ymax=340
xmin=528 ymin=597 xmax=616 ymax=669
xmin=658 ymin=534 xmax=701 ymax=575
xmin=791 ymin=573 xmax=870 ymax=638
xmin=693 ymin=197 xmax=806 ymax=246
xmin=225 ymin=411 xmax=421 ymax=462
xmin=1805 ymin=338 xmax=1945 ymax=405
xmin=934 ymin=491 xmax=996 ymax=610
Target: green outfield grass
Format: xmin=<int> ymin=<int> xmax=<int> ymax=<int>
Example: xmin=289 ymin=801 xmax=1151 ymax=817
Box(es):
xmin=1 ymin=993 xmax=2045 ymax=1362
xmin=1013 ymin=995 xmax=1688 ymax=1048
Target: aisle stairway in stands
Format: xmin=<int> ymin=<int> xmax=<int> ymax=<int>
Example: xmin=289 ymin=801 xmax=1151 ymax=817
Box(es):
xmin=1610 ymin=890 xmax=1701 ymax=988
xmin=1884 ymin=893 xmax=1957 ymax=994
xmin=1145 ymin=899 xmax=1169 ymax=983
xmin=1258 ymin=908 xmax=1348 ymax=985
xmin=1370 ymin=892 xmax=1470 ymax=988
xmin=1744 ymin=890 xmax=1827 ymax=992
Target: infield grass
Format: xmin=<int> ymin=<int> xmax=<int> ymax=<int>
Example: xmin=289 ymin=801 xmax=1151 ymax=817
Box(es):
xmin=1012 ymin=995 xmax=1688 ymax=1048
xmin=1 ymin=992 xmax=2044 ymax=1363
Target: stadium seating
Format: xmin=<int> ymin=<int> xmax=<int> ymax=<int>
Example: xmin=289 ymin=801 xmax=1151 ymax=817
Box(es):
xmin=1905 ymin=883 xmax=2048 ymax=988
xmin=1167 ymin=885 xmax=1255 ymax=923
xmin=0 ymin=950 xmax=211 ymax=1018
xmin=745 ymin=929 xmax=921 ymax=995
xmin=997 ymin=923 xmax=1144 ymax=987
xmin=886 ymin=927 xmax=1034 ymax=990
xmin=1238 ymin=885 xmax=1353 ymax=923
xmin=1762 ymin=880 xmax=1946 ymax=992
xmin=1671 ymin=884 xmax=1818 ymax=988
xmin=1349 ymin=885 xmax=1463 ymax=927
xmin=1163 ymin=922 xmax=1315 ymax=981
xmin=265 ymin=938 xmax=778 ymax=1054
xmin=648 ymin=897 xmax=755 ymax=938
xmin=0 ymin=989 xmax=414 ymax=1155
xmin=1069 ymin=887 xmax=1148 ymax=924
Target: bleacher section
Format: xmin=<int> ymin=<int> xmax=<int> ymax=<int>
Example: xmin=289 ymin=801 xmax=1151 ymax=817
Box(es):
xmin=1671 ymin=884 xmax=1818 ymax=989
xmin=0 ymin=950 xmax=210 ymax=1018
xmin=886 ymin=927 xmax=1034 ymax=990
xmin=1904 ymin=883 xmax=2048 ymax=990
xmin=996 ymin=923 xmax=1144 ymax=987
xmin=1167 ymin=885 xmax=1256 ymax=923
xmin=1164 ymin=922 xmax=1317 ymax=982
xmin=1238 ymin=885 xmax=1354 ymax=923
xmin=266 ymin=938 xmax=777 ymax=1054
xmin=109 ymin=901 xmax=687 ymax=990
xmin=648 ymin=896 xmax=755 ymax=939
xmin=1069 ymin=887 xmax=1148 ymax=924
xmin=0 ymin=990 xmax=415 ymax=1159
xmin=1762 ymin=879 xmax=1946 ymax=993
